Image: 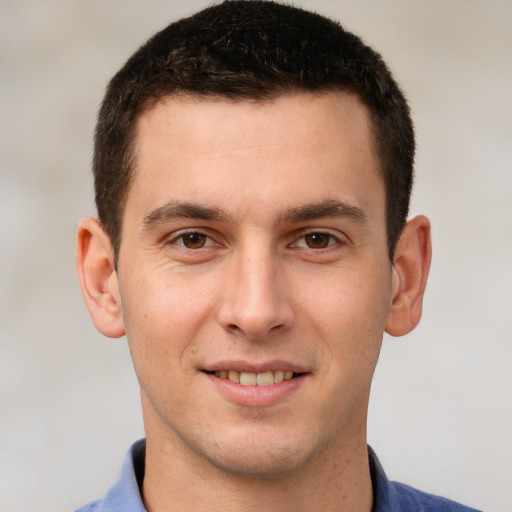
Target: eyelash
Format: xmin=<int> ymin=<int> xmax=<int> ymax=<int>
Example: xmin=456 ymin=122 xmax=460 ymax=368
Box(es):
xmin=170 ymin=231 xmax=216 ymax=249
xmin=291 ymin=232 xmax=340 ymax=250
xmin=166 ymin=230 xmax=343 ymax=251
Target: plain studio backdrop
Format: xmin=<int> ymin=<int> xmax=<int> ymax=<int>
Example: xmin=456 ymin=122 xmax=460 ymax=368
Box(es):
xmin=1 ymin=1 xmax=510 ymax=511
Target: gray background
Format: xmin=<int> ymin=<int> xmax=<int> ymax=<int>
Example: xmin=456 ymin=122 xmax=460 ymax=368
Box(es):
xmin=1 ymin=1 xmax=511 ymax=511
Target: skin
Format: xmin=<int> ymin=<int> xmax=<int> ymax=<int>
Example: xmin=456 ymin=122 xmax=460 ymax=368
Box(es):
xmin=77 ymin=92 xmax=431 ymax=512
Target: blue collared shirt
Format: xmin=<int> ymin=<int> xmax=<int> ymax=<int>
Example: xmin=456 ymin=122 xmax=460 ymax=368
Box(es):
xmin=75 ymin=439 xmax=482 ymax=512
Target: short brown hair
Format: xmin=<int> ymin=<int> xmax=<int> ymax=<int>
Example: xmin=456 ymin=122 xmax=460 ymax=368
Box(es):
xmin=94 ymin=0 xmax=415 ymax=262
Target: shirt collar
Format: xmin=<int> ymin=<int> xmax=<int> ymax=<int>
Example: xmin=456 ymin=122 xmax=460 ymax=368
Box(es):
xmin=99 ymin=439 xmax=399 ymax=512
xmin=369 ymin=444 xmax=399 ymax=511
xmin=94 ymin=439 xmax=147 ymax=512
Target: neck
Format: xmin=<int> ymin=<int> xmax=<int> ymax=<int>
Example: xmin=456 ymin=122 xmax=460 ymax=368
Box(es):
xmin=141 ymin=417 xmax=373 ymax=512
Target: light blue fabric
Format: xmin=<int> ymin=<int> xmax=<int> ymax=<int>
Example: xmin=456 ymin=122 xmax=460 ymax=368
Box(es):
xmin=367 ymin=446 xmax=482 ymax=512
xmin=75 ymin=440 xmax=146 ymax=512
xmin=75 ymin=439 xmax=482 ymax=512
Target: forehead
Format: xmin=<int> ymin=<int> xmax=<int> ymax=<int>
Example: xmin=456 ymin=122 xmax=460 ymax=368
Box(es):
xmin=135 ymin=91 xmax=376 ymax=159
xmin=127 ymin=92 xmax=383 ymax=224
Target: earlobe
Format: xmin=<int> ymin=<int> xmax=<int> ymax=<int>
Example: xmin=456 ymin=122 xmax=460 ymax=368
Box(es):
xmin=385 ymin=215 xmax=432 ymax=337
xmin=76 ymin=217 xmax=125 ymax=338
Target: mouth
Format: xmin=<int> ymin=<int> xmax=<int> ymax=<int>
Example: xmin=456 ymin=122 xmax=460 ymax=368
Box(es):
xmin=202 ymin=369 xmax=305 ymax=386
xmin=201 ymin=364 xmax=310 ymax=407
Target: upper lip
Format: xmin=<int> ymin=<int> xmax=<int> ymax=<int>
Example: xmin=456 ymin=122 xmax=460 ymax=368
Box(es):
xmin=202 ymin=360 xmax=311 ymax=374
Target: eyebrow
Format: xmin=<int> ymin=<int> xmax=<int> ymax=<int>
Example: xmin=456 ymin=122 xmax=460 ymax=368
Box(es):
xmin=280 ymin=200 xmax=368 ymax=226
xmin=142 ymin=201 xmax=230 ymax=229
xmin=142 ymin=198 xmax=368 ymax=230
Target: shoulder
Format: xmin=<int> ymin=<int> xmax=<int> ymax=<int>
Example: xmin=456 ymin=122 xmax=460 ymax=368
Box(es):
xmin=388 ymin=481 xmax=483 ymax=512
xmin=74 ymin=500 xmax=101 ymax=512
xmin=368 ymin=446 xmax=482 ymax=512
xmin=73 ymin=439 xmax=147 ymax=512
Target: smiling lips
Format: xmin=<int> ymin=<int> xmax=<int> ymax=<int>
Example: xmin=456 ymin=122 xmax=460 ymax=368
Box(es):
xmin=214 ymin=369 xmax=295 ymax=386
xmin=203 ymin=366 xmax=308 ymax=407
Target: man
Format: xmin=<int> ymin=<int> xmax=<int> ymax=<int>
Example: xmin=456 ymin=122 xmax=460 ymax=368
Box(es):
xmin=75 ymin=1 xmax=480 ymax=511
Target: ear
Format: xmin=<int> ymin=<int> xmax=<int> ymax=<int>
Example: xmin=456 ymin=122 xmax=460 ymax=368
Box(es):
xmin=385 ymin=215 xmax=432 ymax=337
xmin=76 ymin=217 xmax=125 ymax=338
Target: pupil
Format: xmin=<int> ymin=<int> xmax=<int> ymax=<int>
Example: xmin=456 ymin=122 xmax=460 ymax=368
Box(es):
xmin=306 ymin=233 xmax=329 ymax=248
xmin=185 ymin=233 xmax=206 ymax=248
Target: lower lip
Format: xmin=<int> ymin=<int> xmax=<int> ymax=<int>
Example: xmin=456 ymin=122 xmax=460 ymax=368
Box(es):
xmin=204 ymin=373 xmax=309 ymax=407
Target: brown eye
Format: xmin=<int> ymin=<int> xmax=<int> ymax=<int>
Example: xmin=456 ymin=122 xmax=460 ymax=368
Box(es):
xmin=181 ymin=232 xmax=208 ymax=249
xmin=304 ymin=233 xmax=332 ymax=248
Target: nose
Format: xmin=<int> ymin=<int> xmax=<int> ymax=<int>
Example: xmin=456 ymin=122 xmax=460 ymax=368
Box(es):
xmin=216 ymin=248 xmax=295 ymax=340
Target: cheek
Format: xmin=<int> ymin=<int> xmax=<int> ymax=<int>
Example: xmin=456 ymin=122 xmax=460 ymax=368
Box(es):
xmin=296 ymin=263 xmax=391 ymax=355
xmin=120 ymin=269 xmax=218 ymax=375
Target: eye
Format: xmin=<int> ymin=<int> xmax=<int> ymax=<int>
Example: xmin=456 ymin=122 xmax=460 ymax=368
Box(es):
xmin=176 ymin=232 xmax=212 ymax=249
xmin=294 ymin=232 xmax=338 ymax=249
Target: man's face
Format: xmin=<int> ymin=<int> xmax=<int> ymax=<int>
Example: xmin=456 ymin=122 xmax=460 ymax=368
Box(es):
xmin=116 ymin=92 xmax=394 ymax=477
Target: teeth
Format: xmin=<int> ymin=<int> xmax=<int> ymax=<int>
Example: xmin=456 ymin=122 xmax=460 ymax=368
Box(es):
xmin=256 ymin=371 xmax=274 ymax=386
xmin=240 ymin=372 xmax=257 ymax=385
xmin=214 ymin=369 xmax=296 ymax=385
xmin=228 ymin=370 xmax=240 ymax=383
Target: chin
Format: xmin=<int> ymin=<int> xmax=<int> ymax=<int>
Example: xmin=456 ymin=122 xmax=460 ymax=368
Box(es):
xmin=193 ymin=425 xmax=331 ymax=480
xmin=204 ymin=443 xmax=311 ymax=480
